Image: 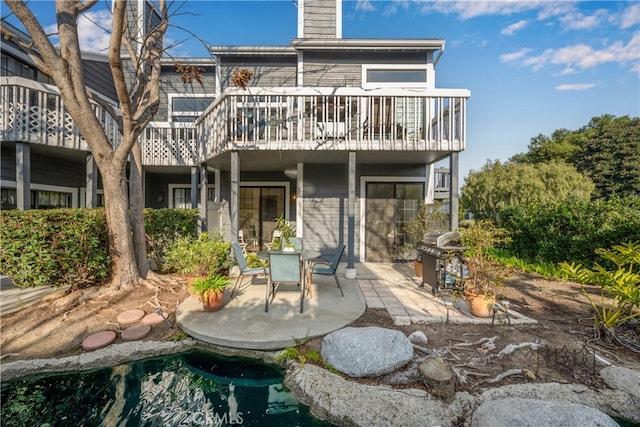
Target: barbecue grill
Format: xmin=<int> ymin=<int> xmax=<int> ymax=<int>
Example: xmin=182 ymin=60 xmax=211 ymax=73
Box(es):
xmin=417 ymin=230 xmax=467 ymax=295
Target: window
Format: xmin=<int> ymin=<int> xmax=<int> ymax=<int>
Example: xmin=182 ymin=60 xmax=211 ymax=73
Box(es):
xmin=366 ymin=69 xmax=426 ymax=83
xmin=362 ymin=64 xmax=429 ymax=89
xmin=1 ymin=188 xmax=16 ymax=210
xmin=170 ymin=185 xmax=216 ymax=209
xmin=168 ymin=94 xmax=215 ymax=122
xmin=31 ymin=190 xmax=72 ymax=209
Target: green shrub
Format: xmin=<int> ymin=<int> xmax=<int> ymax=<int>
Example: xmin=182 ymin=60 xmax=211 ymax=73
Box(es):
xmin=0 ymin=209 xmax=110 ymax=288
xmin=498 ymin=197 xmax=640 ymax=267
xmin=163 ymin=232 xmax=231 ymax=276
xmin=144 ymin=208 xmax=199 ymax=271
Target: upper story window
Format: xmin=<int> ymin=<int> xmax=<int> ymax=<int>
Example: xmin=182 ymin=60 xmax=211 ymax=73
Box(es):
xmin=362 ymin=64 xmax=429 ymax=89
xmin=168 ymin=94 xmax=215 ymax=122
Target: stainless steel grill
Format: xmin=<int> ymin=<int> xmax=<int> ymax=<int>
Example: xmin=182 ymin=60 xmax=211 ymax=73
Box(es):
xmin=417 ymin=230 xmax=467 ymax=295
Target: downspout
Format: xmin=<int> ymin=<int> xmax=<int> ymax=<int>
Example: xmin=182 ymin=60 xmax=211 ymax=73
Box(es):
xmin=433 ymin=44 xmax=445 ymax=68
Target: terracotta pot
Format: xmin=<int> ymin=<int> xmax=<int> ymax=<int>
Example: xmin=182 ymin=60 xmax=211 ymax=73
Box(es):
xmin=200 ymin=290 xmax=225 ymax=312
xmin=414 ymin=260 xmax=423 ymax=277
xmin=467 ymin=294 xmax=494 ymax=318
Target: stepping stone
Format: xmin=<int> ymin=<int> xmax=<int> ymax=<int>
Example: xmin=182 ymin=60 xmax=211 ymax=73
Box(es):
xmin=82 ymin=330 xmax=117 ymax=350
xmin=121 ymin=324 xmax=151 ymax=341
xmin=142 ymin=312 xmax=165 ymax=326
xmin=117 ymin=309 xmax=145 ymax=325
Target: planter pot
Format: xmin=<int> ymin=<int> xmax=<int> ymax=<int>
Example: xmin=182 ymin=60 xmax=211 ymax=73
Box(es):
xmin=467 ymin=294 xmax=494 ymax=318
xmin=414 ymin=260 xmax=423 ymax=277
xmin=200 ymin=290 xmax=225 ymax=312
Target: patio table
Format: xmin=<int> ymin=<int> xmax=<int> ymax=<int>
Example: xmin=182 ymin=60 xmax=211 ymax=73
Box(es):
xmin=257 ymin=250 xmax=321 ymax=298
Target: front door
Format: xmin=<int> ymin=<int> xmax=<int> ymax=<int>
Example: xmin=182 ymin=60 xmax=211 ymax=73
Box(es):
xmin=240 ymin=186 xmax=286 ymax=251
xmin=365 ymin=182 xmax=424 ymax=262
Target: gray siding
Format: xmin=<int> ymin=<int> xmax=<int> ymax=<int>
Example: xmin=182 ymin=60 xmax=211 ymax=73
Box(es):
xmin=82 ymin=60 xmax=117 ymax=101
xmin=158 ymin=64 xmax=216 ymax=121
xmin=218 ymin=62 xmax=297 ymax=89
xmin=303 ymin=0 xmax=337 ymax=39
xmin=2 ymin=144 xmax=86 ymax=188
xmin=302 ymin=164 xmax=348 ymax=254
xmin=302 ymin=52 xmax=429 ymax=87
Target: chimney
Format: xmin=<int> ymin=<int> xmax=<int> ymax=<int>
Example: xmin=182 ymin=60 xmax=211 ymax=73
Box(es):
xmin=297 ymin=0 xmax=342 ymax=39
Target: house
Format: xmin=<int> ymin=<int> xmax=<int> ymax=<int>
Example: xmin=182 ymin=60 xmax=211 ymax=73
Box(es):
xmin=0 ymin=0 xmax=469 ymax=277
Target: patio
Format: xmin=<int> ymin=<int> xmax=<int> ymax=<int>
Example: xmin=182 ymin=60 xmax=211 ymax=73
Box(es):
xmin=176 ymin=263 xmax=537 ymax=350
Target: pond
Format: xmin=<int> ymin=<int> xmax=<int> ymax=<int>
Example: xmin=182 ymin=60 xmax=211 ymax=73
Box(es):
xmin=1 ymin=350 xmax=334 ymax=426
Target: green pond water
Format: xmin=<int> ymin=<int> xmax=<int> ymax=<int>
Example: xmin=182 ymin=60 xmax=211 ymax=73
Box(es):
xmin=1 ymin=350 xmax=334 ymax=426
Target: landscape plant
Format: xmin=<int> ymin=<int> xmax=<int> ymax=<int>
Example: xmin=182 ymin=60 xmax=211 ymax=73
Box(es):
xmin=400 ymin=201 xmax=449 ymax=260
xmin=461 ymin=220 xmax=512 ymax=299
xmin=163 ymin=232 xmax=231 ymax=277
xmin=561 ymin=241 xmax=640 ymax=345
xmin=271 ymin=215 xmax=296 ymax=250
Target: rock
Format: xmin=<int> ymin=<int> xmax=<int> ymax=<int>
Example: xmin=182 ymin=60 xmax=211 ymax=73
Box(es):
xmin=285 ymin=362 xmax=476 ymax=427
xmin=479 ymin=383 xmax=640 ymax=424
xmin=321 ymin=327 xmax=413 ymax=377
xmin=470 ymin=398 xmax=619 ymax=427
xmin=408 ymin=330 xmax=428 ymax=344
xmin=418 ymin=357 xmax=455 ymax=402
xmin=600 ymin=366 xmax=640 ymax=398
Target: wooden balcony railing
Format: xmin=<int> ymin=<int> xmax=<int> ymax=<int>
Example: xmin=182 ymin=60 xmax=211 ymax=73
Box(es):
xmin=2 ymin=77 xmax=470 ymax=170
xmin=0 ymin=76 xmax=121 ymax=150
xmin=196 ymin=86 xmax=470 ymax=161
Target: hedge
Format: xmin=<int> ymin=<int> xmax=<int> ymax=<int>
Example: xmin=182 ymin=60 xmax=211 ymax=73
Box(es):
xmin=498 ymin=197 xmax=640 ymax=267
xmin=0 ymin=208 xmax=199 ymax=288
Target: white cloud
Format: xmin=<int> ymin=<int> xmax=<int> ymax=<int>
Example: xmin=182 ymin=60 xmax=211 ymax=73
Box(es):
xmin=506 ymin=32 xmax=640 ymax=72
xmin=632 ymin=63 xmax=640 ymax=73
xmin=43 ymin=9 xmax=112 ymax=53
xmin=499 ymin=48 xmax=531 ymax=63
xmin=355 ymin=0 xmax=376 ymax=12
xmin=559 ymin=9 xmax=607 ymax=31
xmin=501 ymin=19 xmax=528 ymax=36
xmin=556 ymin=83 xmax=597 ymax=91
xmin=620 ymin=3 xmax=640 ymax=30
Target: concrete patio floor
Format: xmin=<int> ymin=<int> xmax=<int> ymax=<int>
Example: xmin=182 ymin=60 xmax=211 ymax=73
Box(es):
xmin=176 ymin=263 xmax=537 ymax=351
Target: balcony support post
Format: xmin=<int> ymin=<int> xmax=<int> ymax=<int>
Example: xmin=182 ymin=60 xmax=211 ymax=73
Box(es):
xmin=190 ymin=167 xmax=198 ymax=209
xmin=85 ymin=154 xmax=98 ymax=208
xmin=449 ymin=153 xmax=459 ymax=231
xmin=230 ymin=151 xmax=240 ymax=244
xmin=296 ymin=163 xmax=303 ymax=238
xmin=16 ymin=142 xmax=31 ymax=210
xmin=345 ymin=151 xmax=357 ymax=279
xmin=199 ymin=164 xmax=208 ymax=232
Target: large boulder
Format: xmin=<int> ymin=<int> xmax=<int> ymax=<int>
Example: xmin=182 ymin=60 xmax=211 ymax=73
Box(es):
xmin=600 ymin=366 xmax=640 ymax=398
xmin=471 ymin=398 xmax=619 ymax=427
xmin=321 ymin=326 xmax=413 ymax=377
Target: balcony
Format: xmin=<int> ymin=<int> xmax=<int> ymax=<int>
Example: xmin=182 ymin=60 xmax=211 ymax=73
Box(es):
xmin=1 ymin=77 xmax=470 ymax=168
xmin=0 ymin=76 xmax=120 ymax=151
xmin=196 ymin=87 xmax=470 ymax=162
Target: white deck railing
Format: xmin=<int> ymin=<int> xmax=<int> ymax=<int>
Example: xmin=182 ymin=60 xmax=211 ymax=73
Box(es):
xmin=195 ymin=86 xmax=470 ymax=161
xmin=0 ymin=76 xmax=121 ymax=150
xmin=1 ymin=78 xmax=470 ymax=168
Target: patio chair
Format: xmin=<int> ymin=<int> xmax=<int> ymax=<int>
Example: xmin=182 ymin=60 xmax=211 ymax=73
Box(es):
xmin=230 ymin=242 xmax=267 ymax=298
xmin=311 ymin=244 xmax=345 ymax=297
xmin=238 ymin=230 xmax=248 ymax=255
xmin=264 ymin=230 xmax=282 ymax=250
xmin=266 ymin=251 xmax=305 ymax=313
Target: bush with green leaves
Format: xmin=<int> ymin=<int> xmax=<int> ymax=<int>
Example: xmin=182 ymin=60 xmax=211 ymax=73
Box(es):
xmin=144 ymin=208 xmax=199 ymax=270
xmin=498 ymin=197 xmax=640 ymax=267
xmin=163 ymin=232 xmax=231 ymax=277
xmin=561 ymin=241 xmax=640 ymax=344
xmin=0 ymin=209 xmax=110 ymax=288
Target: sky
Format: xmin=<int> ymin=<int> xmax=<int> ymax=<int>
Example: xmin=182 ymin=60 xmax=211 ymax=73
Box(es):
xmin=3 ymin=0 xmax=639 ymax=183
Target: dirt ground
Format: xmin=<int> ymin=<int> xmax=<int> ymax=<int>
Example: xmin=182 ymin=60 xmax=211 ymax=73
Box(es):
xmin=1 ymin=271 xmax=638 ymax=393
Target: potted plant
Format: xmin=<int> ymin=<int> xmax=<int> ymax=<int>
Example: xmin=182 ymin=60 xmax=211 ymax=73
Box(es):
xmin=191 ymin=273 xmax=231 ymax=312
xmin=460 ymin=220 xmax=511 ymax=317
xmin=272 ymin=215 xmax=296 ymax=251
xmin=400 ymin=201 xmax=449 ymax=276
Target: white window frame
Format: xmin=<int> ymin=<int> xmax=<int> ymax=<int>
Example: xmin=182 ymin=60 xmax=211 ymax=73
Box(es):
xmin=361 ymin=64 xmax=431 ymax=89
xmin=168 ymin=183 xmax=216 ymax=209
xmin=167 ymin=93 xmax=215 ymax=123
xmin=1 ymin=180 xmax=79 ymax=208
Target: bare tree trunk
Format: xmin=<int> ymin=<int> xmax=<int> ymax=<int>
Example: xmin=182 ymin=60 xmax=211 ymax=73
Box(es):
xmin=101 ymin=162 xmax=140 ymax=290
xmin=129 ymin=142 xmax=149 ymax=278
